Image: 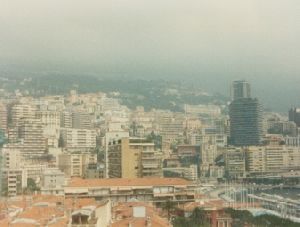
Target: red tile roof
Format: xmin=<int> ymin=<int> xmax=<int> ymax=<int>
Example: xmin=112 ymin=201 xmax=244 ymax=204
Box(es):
xmin=112 ymin=202 xmax=170 ymax=227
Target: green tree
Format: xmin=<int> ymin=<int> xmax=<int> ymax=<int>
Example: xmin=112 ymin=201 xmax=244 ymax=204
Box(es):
xmin=190 ymin=207 xmax=208 ymax=226
xmin=26 ymin=178 xmax=40 ymax=193
xmin=162 ymin=200 xmax=177 ymax=221
xmin=172 ymin=207 xmax=210 ymax=227
xmin=172 ymin=216 xmax=190 ymax=227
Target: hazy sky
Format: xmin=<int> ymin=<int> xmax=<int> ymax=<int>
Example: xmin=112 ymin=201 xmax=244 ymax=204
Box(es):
xmin=0 ymin=0 xmax=299 ymax=110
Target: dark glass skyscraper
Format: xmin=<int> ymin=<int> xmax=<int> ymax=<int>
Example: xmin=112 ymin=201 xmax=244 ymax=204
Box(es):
xmin=231 ymin=80 xmax=251 ymax=100
xmin=289 ymin=108 xmax=300 ymax=127
xmin=229 ymin=81 xmax=263 ymax=146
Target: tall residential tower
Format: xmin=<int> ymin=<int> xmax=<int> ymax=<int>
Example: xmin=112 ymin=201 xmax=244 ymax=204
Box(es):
xmin=231 ymin=80 xmax=251 ymax=100
xmin=229 ymin=81 xmax=263 ymax=146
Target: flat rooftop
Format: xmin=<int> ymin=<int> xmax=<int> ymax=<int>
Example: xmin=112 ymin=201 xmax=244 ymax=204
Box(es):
xmin=67 ymin=177 xmax=192 ymax=188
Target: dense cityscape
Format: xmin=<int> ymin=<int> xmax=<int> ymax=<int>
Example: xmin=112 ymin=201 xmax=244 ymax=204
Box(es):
xmin=0 ymin=78 xmax=299 ymax=227
xmin=1 ymin=0 xmax=299 ymax=226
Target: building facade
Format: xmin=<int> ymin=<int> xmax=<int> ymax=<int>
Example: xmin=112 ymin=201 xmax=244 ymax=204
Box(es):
xmin=231 ymin=80 xmax=251 ymax=100
xmin=58 ymin=152 xmax=97 ymax=177
xmin=108 ymin=138 xmax=162 ymax=178
xmin=65 ymin=178 xmax=195 ymax=204
xmin=229 ymin=98 xmax=263 ymax=146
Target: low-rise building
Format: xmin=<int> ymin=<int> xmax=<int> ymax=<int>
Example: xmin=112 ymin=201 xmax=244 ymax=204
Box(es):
xmin=0 ymin=195 xmax=111 ymax=227
xmin=65 ymin=178 xmax=196 ymax=204
xmin=58 ymin=152 xmax=97 ymax=177
xmin=71 ymin=200 xmax=111 ymax=227
xmin=41 ymin=168 xmax=65 ymax=195
xmin=111 ymin=202 xmax=170 ymax=227
xmin=1 ymin=169 xmax=27 ymax=197
xmin=84 ymin=163 xmax=105 ymax=179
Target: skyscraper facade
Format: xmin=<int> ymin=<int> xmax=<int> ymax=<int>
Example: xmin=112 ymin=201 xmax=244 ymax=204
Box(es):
xmin=229 ymin=98 xmax=263 ymax=146
xmin=229 ymin=81 xmax=263 ymax=146
xmin=289 ymin=108 xmax=300 ymax=127
xmin=231 ymin=80 xmax=251 ymax=100
xmin=0 ymin=102 xmax=7 ymax=133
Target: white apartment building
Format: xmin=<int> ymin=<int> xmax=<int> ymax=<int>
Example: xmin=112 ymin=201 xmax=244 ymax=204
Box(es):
xmin=0 ymin=102 xmax=7 ymax=132
xmin=41 ymin=168 xmax=65 ymax=195
xmin=36 ymin=110 xmax=61 ymax=148
xmin=1 ymin=146 xmax=47 ymax=183
xmin=265 ymin=146 xmax=286 ymax=172
xmin=60 ymin=128 xmax=96 ymax=149
xmin=159 ymin=114 xmax=185 ymax=151
xmin=1 ymin=146 xmax=22 ymax=169
xmin=21 ymin=160 xmax=49 ymax=181
xmin=11 ymin=103 xmax=36 ymax=126
xmin=60 ymin=111 xmax=73 ymax=128
xmin=200 ymin=134 xmax=227 ymax=147
xmin=36 ymin=95 xmax=65 ymax=111
xmin=36 ymin=110 xmax=61 ymax=128
xmin=1 ymin=147 xmax=27 ymax=197
xmin=2 ymin=169 xmax=27 ymax=197
xmin=6 ymin=120 xmax=47 ymax=159
xmin=188 ymin=132 xmax=202 ymax=145
xmin=72 ymin=111 xmax=92 ymax=129
xmin=265 ymin=146 xmax=300 ymax=172
xmin=100 ymin=97 xmax=121 ymax=112
xmin=245 ymin=146 xmax=300 ymax=175
xmin=201 ymin=144 xmax=219 ymax=165
xmin=17 ymin=118 xmax=47 ymax=157
xmin=285 ymin=136 xmax=300 ymax=147
xmin=184 ymin=104 xmax=221 ymax=117
xmin=184 ymin=165 xmax=198 ymax=181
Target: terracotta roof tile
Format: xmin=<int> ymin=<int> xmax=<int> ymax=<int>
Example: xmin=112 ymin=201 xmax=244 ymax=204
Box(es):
xmin=112 ymin=202 xmax=170 ymax=227
xmin=0 ymin=218 xmax=9 ymax=227
xmin=10 ymin=223 xmax=38 ymax=227
xmin=64 ymin=198 xmax=97 ymax=210
xmin=48 ymin=217 xmax=68 ymax=227
xmin=17 ymin=206 xmax=64 ymax=223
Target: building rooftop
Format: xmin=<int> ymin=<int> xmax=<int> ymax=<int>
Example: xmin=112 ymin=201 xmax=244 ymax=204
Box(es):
xmin=17 ymin=206 xmax=64 ymax=224
xmin=0 ymin=195 xmax=108 ymax=227
xmin=184 ymin=199 xmax=225 ymax=212
xmin=112 ymin=202 xmax=170 ymax=227
xmin=67 ymin=177 xmax=191 ymax=188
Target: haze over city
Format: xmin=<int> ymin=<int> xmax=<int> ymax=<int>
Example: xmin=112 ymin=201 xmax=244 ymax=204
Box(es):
xmin=1 ymin=1 xmax=300 ymax=227
xmin=1 ymin=0 xmax=299 ymax=111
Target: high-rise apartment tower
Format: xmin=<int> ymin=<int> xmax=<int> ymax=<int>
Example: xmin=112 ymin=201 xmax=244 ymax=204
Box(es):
xmin=231 ymin=80 xmax=251 ymax=100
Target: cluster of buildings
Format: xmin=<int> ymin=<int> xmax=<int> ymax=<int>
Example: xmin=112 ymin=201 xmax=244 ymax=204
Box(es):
xmin=0 ymin=88 xmax=229 ymax=197
xmin=0 ymin=79 xmax=299 ymax=225
xmin=0 ymin=81 xmax=298 ymax=196
xmin=0 ymin=193 xmax=238 ymax=227
xmin=225 ymin=145 xmax=300 ymax=178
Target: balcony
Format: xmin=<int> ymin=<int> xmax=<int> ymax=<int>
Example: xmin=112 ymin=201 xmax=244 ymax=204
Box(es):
xmin=142 ymin=163 xmax=159 ymax=169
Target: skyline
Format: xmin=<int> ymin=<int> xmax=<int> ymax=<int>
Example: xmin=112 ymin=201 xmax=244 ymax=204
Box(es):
xmin=1 ymin=0 xmax=299 ymax=110
xmin=1 ymin=2 xmax=300 ymax=226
